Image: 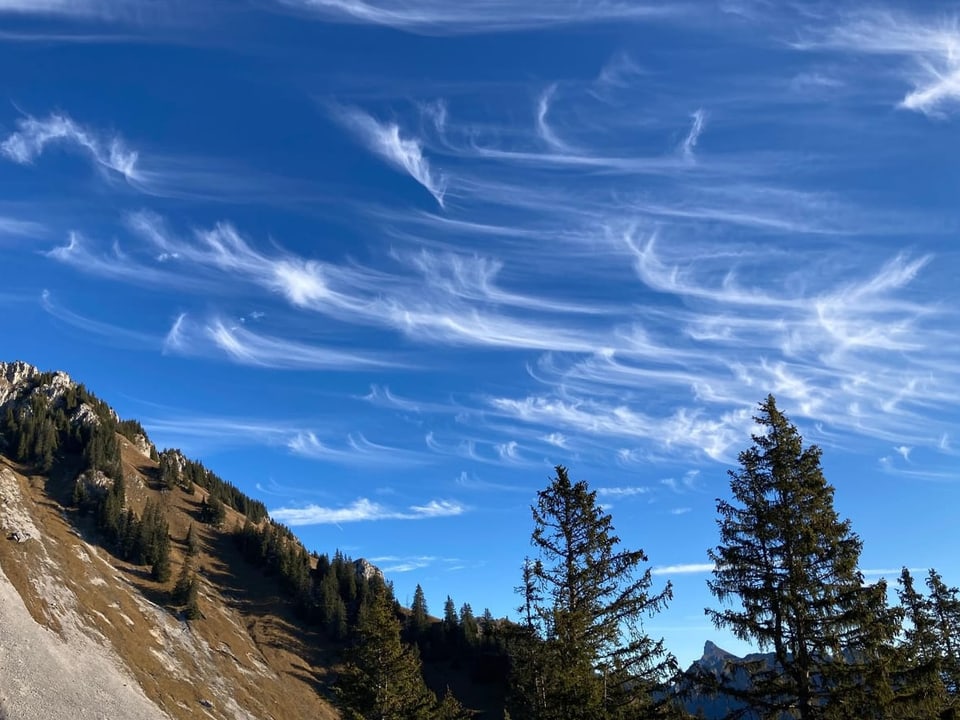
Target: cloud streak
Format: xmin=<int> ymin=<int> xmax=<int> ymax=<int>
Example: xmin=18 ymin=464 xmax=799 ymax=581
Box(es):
xmin=333 ymin=106 xmax=446 ymax=206
xmin=164 ymin=314 xmax=395 ymax=370
xmin=799 ymin=11 xmax=960 ymax=116
xmin=287 ymin=431 xmax=426 ymax=466
xmin=277 ymin=0 xmax=675 ymax=33
xmin=680 ymin=108 xmax=706 ymax=160
xmin=1 ymin=112 xmax=138 ymax=179
xmin=0 ymin=0 xmax=136 ymax=18
xmin=0 ymin=216 xmax=45 ymax=238
xmin=651 ymin=563 xmax=715 ymax=576
xmin=270 ymin=497 xmax=465 ymax=525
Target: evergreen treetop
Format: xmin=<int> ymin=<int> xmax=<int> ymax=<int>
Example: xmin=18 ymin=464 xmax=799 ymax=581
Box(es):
xmin=706 ymin=395 xmax=902 ymax=720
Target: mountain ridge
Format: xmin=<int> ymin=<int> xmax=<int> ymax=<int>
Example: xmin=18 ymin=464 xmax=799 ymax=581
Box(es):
xmin=0 ymin=359 xmax=352 ymax=719
xmin=0 ymin=359 xmax=511 ymax=719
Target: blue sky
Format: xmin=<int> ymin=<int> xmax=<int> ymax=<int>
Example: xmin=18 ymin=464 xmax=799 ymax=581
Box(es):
xmin=2 ymin=0 xmax=959 ymax=667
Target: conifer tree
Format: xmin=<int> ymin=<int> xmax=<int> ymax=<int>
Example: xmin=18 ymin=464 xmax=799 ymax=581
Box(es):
xmin=410 ymin=583 xmax=430 ymax=638
xmin=706 ymin=396 xmax=902 ymax=720
xmin=185 ymin=523 xmax=200 ymax=557
xmin=481 ymin=608 xmax=496 ymax=648
xmin=336 ymin=580 xmax=437 ymax=719
xmin=512 ymin=465 xmax=678 ymax=720
xmin=460 ymin=603 xmax=479 ymax=650
xmin=897 ymin=569 xmax=950 ymax=719
xmin=183 ymin=573 xmax=201 ymax=620
xmin=443 ymin=595 xmax=459 ymax=641
xmin=436 ymin=686 xmax=471 ymax=720
xmin=925 ymin=569 xmax=960 ymax=700
xmin=173 ymin=560 xmax=195 ymax=604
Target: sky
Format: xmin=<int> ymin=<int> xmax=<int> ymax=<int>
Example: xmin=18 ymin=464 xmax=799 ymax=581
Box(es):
xmin=1 ymin=0 xmax=959 ymax=668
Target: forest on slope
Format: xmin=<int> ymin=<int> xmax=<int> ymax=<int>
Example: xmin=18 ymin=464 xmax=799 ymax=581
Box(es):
xmin=2 ymin=361 xmax=958 ymax=720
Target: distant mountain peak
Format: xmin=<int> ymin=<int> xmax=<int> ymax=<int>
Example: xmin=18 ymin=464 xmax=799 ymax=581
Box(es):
xmin=703 ymin=640 xmax=734 ymax=660
xmin=354 ymin=558 xmax=384 ymax=582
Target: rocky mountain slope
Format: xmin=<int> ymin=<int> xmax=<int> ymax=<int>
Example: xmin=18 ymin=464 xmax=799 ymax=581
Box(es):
xmin=0 ymin=361 xmax=343 ymax=720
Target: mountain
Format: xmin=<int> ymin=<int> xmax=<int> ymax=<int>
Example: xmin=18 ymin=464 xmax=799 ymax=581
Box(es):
xmin=0 ymin=360 xmax=358 ymax=719
xmin=679 ymin=641 xmax=781 ymax=720
xmin=0 ymin=360 xmax=512 ymax=719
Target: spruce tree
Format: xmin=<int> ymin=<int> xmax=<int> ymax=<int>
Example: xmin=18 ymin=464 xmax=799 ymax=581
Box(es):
xmin=183 ymin=573 xmax=201 ymax=620
xmin=706 ymin=396 xmax=902 ymax=720
xmin=185 ymin=523 xmax=200 ymax=557
xmin=443 ymin=595 xmax=459 ymax=645
xmin=512 ymin=465 xmax=678 ymax=720
xmin=897 ymin=569 xmax=950 ymax=719
xmin=460 ymin=603 xmax=478 ymax=650
xmin=410 ymin=583 xmax=430 ymax=638
xmin=481 ymin=607 xmax=496 ymax=648
xmin=925 ymin=569 xmax=960 ymax=700
xmin=436 ymin=686 xmax=471 ymax=719
xmin=336 ymin=580 xmax=437 ymax=719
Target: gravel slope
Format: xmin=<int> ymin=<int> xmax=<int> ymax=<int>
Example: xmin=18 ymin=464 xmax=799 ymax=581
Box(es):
xmin=0 ymin=467 xmax=169 ymax=720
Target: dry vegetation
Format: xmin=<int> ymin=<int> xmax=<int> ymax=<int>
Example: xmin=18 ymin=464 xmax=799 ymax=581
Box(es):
xmin=0 ymin=436 xmax=342 ymax=720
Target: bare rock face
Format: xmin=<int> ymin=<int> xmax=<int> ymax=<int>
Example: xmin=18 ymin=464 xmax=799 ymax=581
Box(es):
xmin=162 ymin=449 xmax=188 ymax=475
xmin=0 ymin=360 xmax=42 ymax=407
xmin=354 ymin=558 xmax=384 ymax=583
xmin=131 ymin=432 xmax=154 ymax=458
xmin=0 ymin=467 xmax=41 ymax=543
xmin=71 ymin=403 xmax=101 ymax=428
xmin=75 ymin=469 xmax=114 ymax=495
xmin=0 ymin=361 xmax=77 ymax=408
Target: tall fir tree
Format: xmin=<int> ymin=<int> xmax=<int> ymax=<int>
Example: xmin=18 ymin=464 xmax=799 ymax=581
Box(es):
xmin=897 ymin=569 xmax=951 ymax=719
xmin=924 ymin=569 xmax=960 ymax=702
xmin=409 ymin=583 xmax=430 ymax=638
xmin=442 ymin=595 xmax=459 ymax=646
xmin=335 ymin=580 xmax=438 ymax=720
xmin=460 ymin=603 xmax=479 ymax=650
xmin=706 ymin=396 xmax=902 ymax=720
xmin=511 ymin=465 xmax=678 ymax=720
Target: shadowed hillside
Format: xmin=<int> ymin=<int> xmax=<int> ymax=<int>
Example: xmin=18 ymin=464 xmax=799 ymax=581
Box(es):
xmin=0 ymin=361 xmax=503 ymax=719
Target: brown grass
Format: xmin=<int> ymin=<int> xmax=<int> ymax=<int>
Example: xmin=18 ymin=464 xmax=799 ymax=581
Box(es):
xmin=0 ymin=440 xmax=342 ymax=720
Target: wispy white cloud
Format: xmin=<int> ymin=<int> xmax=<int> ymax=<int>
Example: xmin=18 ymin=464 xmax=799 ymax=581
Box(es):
xmin=679 ymin=108 xmax=706 ymax=160
xmin=651 ymin=563 xmax=715 ymax=576
xmin=495 ymin=440 xmax=522 ymax=462
xmin=362 ymin=385 xmax=423 ymax=413
xmin=50 ymin=214 xmax=619 ymax=354
xmin=143 ymin=412 xmax=423 ymax=468
xmin=0 ymin=0 xmax=137 ymax=18
xmin=2 ymin=111 xmax=316 ymax=202
xmin=596 ymin=486 xmax=650 ymax=498
xmin=368 ymin=555 xmax=437 ymax=573
xmin=332 ymin=106 xmax=445 ymax=206
xmin=163 ymin=314 xmax=394 ymax=370
xmin=143 ymin=415 xmax=297 ymax=453
xmin=277 ymin=0 xmax=676 ymax=33
xmin=798 ymin=11 xmax=960 ymax=116
xmin=894 ymin=445 xmax=912 ymax=461
xmin=40 ymin=289 xmax=161 ymax=349
xmin=1 ymin=112 xmax=138 ymax=179
xmin=454 ymin=470 xmax=526 ymax=492
xmin=541 ymin=432 xmax=568 ymax=448
xmin=491 ymin=394 xmax=754 ymax=463
xmin=594 ymin=51 xmax=645 ymax=90
xmin=535 ymin=84 xmax=571 ymax=151
xmin=162 ymin=313 xmax=187 ymax=354
xmin=661 ymin=470 xmax=701 ymax=494
xmin=288 ymin=430 xmax=425 ymax=466
xmin=270 ymin=497 xmax=465 ymax=525
xmin=0 ymin=216 xmax=45 ymax=238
